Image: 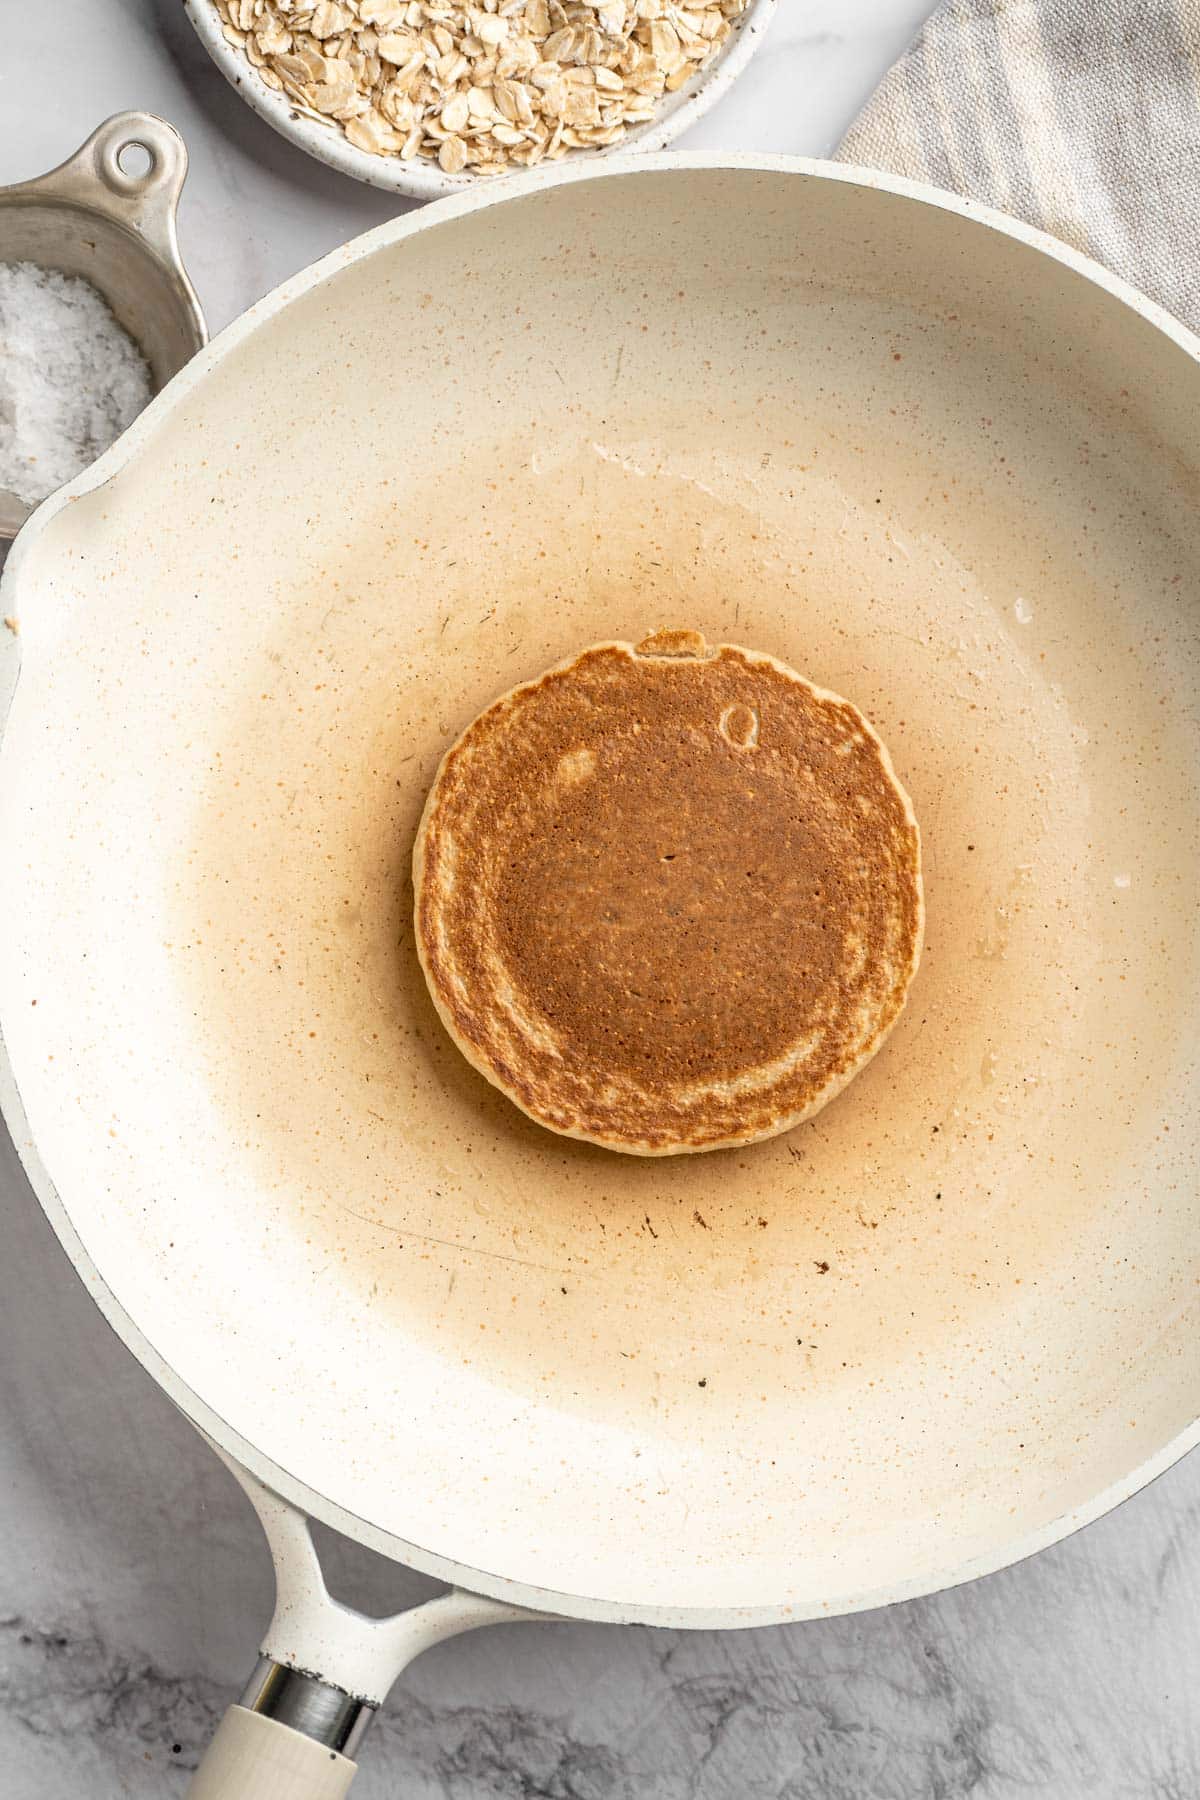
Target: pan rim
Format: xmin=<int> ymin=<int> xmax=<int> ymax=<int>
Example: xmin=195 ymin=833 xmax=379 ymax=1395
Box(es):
xmin=2 ymin=149 xmax=1199 ymax=1628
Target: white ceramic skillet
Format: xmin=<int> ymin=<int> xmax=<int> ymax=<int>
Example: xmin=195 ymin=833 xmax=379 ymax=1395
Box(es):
xmin=1 ymin=155 xmax=1199 ymax=1796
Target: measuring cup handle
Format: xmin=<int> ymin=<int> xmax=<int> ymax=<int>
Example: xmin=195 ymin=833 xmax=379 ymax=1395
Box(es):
xmin=25 ymin=111 xmax=193 ymax=273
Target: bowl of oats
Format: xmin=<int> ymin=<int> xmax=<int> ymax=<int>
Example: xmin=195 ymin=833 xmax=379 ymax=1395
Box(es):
xmin=185 ymin=0 xmax=777 ymax=196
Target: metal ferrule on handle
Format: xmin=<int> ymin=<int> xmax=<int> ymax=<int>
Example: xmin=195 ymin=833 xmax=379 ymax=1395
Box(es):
xmin=185 ymin=1661 xmax=375 ymax=1800
xmin=240 ymin=1658 xmax=376 ymax=1759
xmin=187 ymin=1703 xmax=358 ymax=1800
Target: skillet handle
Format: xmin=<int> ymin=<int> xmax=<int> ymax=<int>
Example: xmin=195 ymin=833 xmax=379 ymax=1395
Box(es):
xmin=189 ymin=1705 xmax=356 ymax=1799
xmin=184 ymin=1443 xmax=549 ymax=1793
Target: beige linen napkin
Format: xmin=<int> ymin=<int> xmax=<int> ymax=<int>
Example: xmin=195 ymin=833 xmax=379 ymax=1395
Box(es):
xmin=837 ymin=0 xmax=1200 ymax=332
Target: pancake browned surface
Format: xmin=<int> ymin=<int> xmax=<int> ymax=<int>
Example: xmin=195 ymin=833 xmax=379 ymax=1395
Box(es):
xmin=413 ymin=631 xmax=923 ymax=1155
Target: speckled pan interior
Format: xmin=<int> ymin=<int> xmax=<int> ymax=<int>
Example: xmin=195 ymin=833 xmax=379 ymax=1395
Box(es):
xmin=1 ymin=160 xmax=1198 ymax=1625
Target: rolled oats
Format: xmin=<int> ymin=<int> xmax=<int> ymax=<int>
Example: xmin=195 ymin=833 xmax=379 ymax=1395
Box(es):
xmin=210 ymin=0 xmax=748 ymax=175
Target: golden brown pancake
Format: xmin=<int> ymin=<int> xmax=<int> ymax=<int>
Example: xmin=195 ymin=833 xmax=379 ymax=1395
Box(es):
xmin=413 ymin=630 xmax=923 ymax=1155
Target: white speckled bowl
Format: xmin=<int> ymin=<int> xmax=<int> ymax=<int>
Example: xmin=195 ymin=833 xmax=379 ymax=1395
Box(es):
xmin=182 ymin=0 xmax=778 ymax=198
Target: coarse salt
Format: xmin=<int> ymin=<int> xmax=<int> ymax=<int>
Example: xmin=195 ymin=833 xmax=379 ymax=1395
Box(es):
xmin=0 ymin=261 xmax=153 ymax=508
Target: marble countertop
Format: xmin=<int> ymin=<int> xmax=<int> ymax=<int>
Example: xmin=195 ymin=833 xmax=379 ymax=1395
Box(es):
xmin=3 ymin=3 xmax=1200 ymax=1796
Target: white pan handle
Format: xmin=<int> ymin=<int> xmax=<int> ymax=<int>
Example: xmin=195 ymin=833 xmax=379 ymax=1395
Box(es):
xmin=189 ymin=1705 xmax=356 ymax=1800
xmin=187 ymin=1444 xmax=552 ymax=1798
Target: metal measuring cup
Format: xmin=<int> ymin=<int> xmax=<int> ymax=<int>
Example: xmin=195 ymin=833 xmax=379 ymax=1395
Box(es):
xmin=0 ymin=112 xmax=208 ymax=543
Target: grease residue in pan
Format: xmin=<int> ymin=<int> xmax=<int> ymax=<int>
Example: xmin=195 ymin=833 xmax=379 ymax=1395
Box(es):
xmin=9 ymin=168 xmax=1198 ymax=1610
xmin=180 ymin=350 xmax=1199 ymax=1464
